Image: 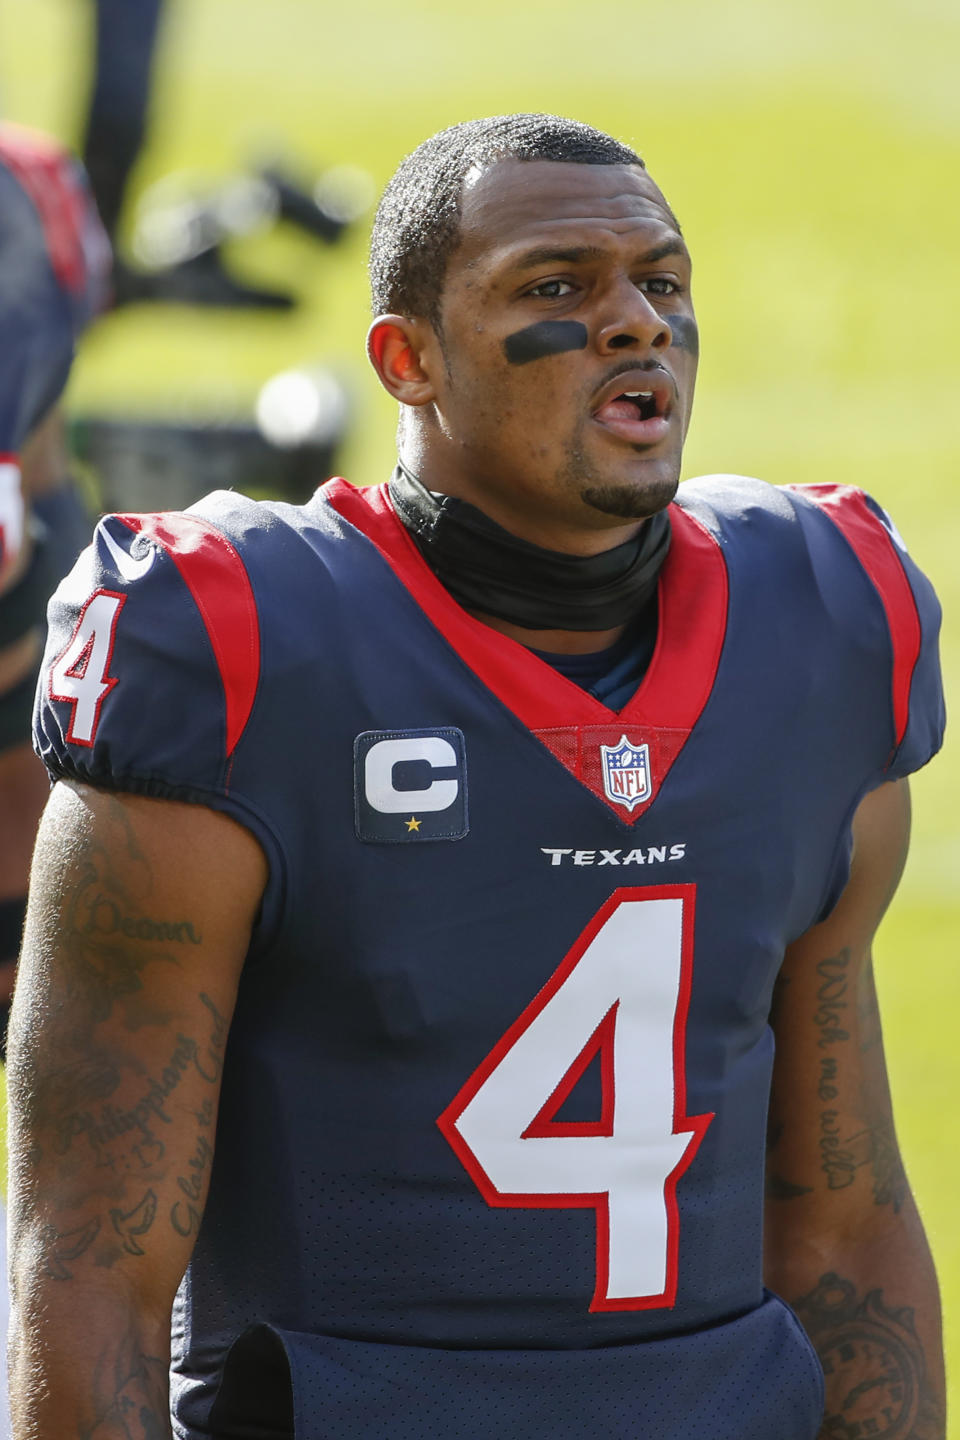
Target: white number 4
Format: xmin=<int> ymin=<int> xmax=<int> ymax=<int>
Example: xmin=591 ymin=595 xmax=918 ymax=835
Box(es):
xmin=437 ymin=887 xmax=712 ymax=1312
xmin=48 ymin=590 xmax=126 ymax=747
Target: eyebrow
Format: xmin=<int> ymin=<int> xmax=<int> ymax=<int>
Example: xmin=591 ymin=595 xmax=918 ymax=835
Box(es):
xmin=509 ymin=238 xmax=689 ymax=271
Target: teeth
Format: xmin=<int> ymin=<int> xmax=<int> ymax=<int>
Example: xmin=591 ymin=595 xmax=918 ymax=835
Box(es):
xmin=623 ymin=391 xmax=653 ymax=398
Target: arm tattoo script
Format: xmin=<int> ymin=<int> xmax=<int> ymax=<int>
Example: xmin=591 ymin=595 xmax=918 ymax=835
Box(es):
xmin=29 ymin=993 xmax=227 ymax=1276
xmin=811 ymin=948 xmax=908 ymax=1210
xmin=53 ymin=799 xmax=203 ymax=1043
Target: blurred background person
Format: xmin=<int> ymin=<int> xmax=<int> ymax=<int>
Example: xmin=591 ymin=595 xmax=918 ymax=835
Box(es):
xmin=81 ymin=0 xmax=164 ymax=259
xmin=0 ymin=122 xmax=109 ymax=1021
xmin=0 ymin=120 xmax=109 ymax=1440
xmin=81 ymin=0 xmax=361 ymax=309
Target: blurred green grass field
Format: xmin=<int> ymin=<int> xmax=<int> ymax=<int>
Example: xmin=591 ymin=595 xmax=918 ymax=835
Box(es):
xmin=3 ymin=0 xmax=959 ymax=1420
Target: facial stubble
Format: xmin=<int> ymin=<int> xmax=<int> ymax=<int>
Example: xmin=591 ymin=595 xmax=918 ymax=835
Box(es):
xmin=562 ymin=418 xmax=681 ymax=523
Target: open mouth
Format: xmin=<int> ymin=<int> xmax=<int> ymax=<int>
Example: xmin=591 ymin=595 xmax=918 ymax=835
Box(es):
xmin=605 ymin=390 xmax=661 ymax=422
xmin=591 ymin=372 xmax=673 ymax=445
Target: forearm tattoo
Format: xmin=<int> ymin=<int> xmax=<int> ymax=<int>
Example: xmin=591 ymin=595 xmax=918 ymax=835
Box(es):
xmin=765 ymin=950 xmax=908 ymax=1209
xmin=794 ymin=1273 xmax=944 ymax=1440
xmin=24 ymin=991 xmax=226 ymax=1277
xmin=81 ymin=1348 xmax=169 ymax=1440
xmin=7 ymin=797 xmax=229 ymax=1436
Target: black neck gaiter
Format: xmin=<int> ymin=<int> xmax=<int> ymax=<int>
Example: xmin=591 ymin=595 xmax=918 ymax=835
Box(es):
xmin=389 ymin=463 xmax=671 ymax=632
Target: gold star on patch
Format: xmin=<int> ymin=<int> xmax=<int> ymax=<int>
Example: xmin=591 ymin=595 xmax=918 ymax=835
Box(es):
xmin=405 ymin=816 xmax=421 ymax=832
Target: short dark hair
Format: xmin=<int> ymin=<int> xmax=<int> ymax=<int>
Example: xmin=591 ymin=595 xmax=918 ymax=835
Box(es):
xmin=369 ymin=113 xmax=644 ymax=327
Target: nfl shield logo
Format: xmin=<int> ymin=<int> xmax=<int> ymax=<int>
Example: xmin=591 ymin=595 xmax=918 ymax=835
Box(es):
xmin=600 ymin=735 xmax=652 ymax=812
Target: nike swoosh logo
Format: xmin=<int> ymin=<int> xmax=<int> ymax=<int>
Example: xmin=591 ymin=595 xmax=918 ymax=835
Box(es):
xmin=100 ymin=521 xmax=157 ymax=580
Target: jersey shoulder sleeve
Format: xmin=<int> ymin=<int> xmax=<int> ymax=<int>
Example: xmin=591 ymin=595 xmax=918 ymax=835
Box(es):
xmin=34 ymin=502 xmax=262 ymax=801
xmin=783 ymin=482 xmax=945 ymax=780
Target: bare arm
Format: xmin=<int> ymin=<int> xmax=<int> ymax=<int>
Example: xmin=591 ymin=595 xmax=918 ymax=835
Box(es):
xmin=765 ymin=779 xmax=945 ymax=1440
xmin=6 ymin=781 xmax=267 ymax=1440
xmin=0 ymin=407 xmax=88 ymax=1003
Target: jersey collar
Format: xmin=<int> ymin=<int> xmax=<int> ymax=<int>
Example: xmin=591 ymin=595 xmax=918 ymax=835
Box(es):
xmin=323 ymin=479 xmax=729 ymax=824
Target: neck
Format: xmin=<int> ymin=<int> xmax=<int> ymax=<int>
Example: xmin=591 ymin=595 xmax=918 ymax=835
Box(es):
xmin=465 ymin=611 xmax=627 ymax=653
xmin=389 ymin=462 xmax=671 ymax=640
xmin=400 ymin=435 xmax=644 ymax=556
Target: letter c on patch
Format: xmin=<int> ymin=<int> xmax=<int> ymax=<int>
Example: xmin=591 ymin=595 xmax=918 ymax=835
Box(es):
xmin=364 ymin=735 xmax=459 ymax=814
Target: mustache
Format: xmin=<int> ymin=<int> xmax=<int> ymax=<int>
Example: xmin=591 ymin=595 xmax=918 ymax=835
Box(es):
xmin=590 ymin=357 xmax=678 ymax=404
xmin=599 ymin=356 xmax=671 ymax=384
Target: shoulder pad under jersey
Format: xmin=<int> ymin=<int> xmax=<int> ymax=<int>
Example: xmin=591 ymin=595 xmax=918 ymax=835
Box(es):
xmin=35 ymin=508 xmax=261 ymax=801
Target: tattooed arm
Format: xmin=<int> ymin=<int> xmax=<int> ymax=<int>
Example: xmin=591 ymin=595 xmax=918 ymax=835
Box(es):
xmin=7 ymin=781 xmax=267 ymax=1440
xmin=765 ymin=779 xmax=945 ymax=1440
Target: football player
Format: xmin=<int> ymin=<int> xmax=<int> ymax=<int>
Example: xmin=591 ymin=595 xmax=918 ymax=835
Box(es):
xmin=8 ymin=115 xmax=945 ymax=1440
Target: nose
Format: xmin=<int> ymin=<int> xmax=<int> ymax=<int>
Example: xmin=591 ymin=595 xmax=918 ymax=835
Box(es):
xmin=595 ymin=279 xmax=672 ymax=354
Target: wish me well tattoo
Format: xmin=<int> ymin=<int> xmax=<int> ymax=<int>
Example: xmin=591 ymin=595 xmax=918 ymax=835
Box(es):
xmin=763 ymin=947 xmax=943 ymax=1436
xmin=766 ymin=949 xmax=907 ymax=1211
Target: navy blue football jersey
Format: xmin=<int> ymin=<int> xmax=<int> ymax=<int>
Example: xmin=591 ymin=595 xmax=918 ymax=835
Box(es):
xmin=35 ymin=475 xmax=944 ymax=1440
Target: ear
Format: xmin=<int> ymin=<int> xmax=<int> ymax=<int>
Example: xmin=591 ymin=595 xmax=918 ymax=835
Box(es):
xmin=366 ymin=316 xmax=438 ymax=406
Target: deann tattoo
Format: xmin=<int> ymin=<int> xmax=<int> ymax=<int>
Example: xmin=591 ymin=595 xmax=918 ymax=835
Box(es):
xmin=48 ymin=804 xmax=204 ymax=1041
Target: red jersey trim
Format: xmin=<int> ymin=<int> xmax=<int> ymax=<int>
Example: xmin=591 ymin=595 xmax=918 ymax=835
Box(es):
xmin=322 ymin=480 xmax=728 ymax=819
xmin=0 ymin=124 xmax=88 ymax=294
xmin=787 ymin=484 xmax=921 ymax=750
xmin=116 ymin=512 xmax=261 ymax=758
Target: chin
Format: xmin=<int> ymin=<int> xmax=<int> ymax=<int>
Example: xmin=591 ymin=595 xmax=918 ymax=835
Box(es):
xmin=579 ymin=471 xmax=680 ymax=521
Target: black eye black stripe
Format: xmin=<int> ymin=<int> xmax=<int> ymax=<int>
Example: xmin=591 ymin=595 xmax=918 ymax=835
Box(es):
xmin=503 ymin=321 xmax=589 ymax=365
